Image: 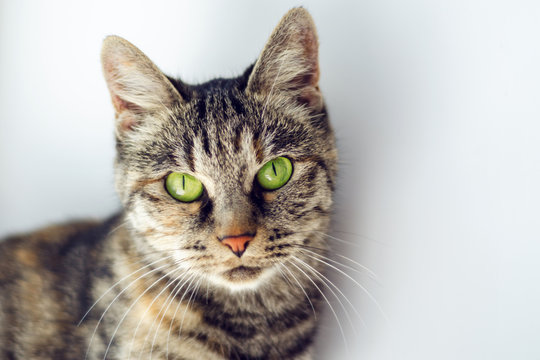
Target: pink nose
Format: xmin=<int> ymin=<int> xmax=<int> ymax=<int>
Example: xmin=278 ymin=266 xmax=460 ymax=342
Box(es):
xmin=220 ymin=234 xmax=254 ymax=257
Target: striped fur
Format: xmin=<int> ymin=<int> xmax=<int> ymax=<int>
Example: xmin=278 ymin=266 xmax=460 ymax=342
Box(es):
xmin=0 ymin=8 xmax=337 ymax=359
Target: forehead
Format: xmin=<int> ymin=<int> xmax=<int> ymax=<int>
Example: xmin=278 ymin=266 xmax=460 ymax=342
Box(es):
xmin=169 ymin=96 xmax=267 ymax=184
xmin=173 ymin=92 xmax=314 ymax=153
xmin=129 ymin=87 xmax=327 ymax=179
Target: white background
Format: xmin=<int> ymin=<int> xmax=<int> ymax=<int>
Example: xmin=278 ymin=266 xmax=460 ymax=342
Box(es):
xmin=1 ymin=1 xmax=540 ymax=359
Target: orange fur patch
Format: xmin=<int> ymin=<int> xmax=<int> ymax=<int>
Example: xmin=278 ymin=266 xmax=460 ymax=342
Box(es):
xmin=15 ymin=248 xmax=39 ymax=267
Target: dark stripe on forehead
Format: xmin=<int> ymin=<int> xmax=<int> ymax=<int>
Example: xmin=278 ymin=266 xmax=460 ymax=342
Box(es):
xmin=213 ymin=120 xmax=224 ymax=154
xmin=200 ymin=126 xmax=211 ymax=156
xmin=252 ymin=128 xmax=264 ymax=163
xmin=220 ymin=97 xmax=229 ymax=113
xmin=196 ymin=98 xmax=206 ymax=120
xmin=264 ymin=121 xmax=312 ymax=155
xmin=228 ymin=92 xmax=246 ymax=115
xmin=149 ymin=142 xmax=179 ymax=172
xmin=182 ymin=133 xmax=195 ymax=172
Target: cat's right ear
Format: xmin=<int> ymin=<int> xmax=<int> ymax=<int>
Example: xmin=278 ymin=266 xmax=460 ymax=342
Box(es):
xmin=101 ymin=36 xmax=182 ymax=134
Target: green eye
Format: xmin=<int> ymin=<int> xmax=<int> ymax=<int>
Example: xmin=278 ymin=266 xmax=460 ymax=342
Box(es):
xmin=165 ymin=172 xmax=203 ymax=202
xmin=257 ymin=157 xmax=293 ymax=190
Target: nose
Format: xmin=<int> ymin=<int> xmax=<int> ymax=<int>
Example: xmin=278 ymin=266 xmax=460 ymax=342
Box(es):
xmin=219 ymin=233 xmax=254 ymax=258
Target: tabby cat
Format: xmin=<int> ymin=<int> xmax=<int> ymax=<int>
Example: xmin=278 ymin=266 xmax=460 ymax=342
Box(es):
xmin=0 ymin=8 xmax=337 ymax=360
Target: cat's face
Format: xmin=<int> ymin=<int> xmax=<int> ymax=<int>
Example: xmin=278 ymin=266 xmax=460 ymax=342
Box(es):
xmin=102 ymin=9 xmax=337 ymax=290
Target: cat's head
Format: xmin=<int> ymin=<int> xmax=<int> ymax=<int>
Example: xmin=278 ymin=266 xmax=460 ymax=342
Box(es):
xmin=101 ymin=8 xmax=337 ymax=290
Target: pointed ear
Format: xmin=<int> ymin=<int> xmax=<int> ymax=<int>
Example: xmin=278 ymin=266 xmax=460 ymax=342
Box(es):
xmin=246 ymin=8 xmax=322 ymax=112
xmin=101 ymin=36 xmax=182 ymax=133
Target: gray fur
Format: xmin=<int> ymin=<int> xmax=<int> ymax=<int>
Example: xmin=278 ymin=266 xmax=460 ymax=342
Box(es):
xmin=0 ymin=8 xmax=337 ymax=359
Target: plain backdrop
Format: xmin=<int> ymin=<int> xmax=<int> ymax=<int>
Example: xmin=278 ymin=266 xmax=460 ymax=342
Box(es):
xmin=1 ymin=1 xmax=540 ymax=359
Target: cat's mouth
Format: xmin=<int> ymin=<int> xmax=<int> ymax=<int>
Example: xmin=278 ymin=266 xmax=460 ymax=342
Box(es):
xmin=222 ymin=265 xmax=262 ymax=282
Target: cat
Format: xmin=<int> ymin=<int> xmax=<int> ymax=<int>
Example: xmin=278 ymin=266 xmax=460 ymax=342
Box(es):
xmin=0 ymin=7 xmax=337 ymax=360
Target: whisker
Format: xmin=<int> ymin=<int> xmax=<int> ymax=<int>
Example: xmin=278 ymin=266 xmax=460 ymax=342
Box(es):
xmin=286 ymin=257 xmax=348 ymax=351
xmin=292 ymin=254 xmax=365 ymax=331
xmin=140 ymin=271 xmax=196 ymax=360
xmin=295 ymin=229 xmax=377 ymax=250
xmin=312 ymin=230 xmax=363 ymax=249
xmin=165 ymin=272 xmax=198 ymax=358
xmin=277 ymin=262 xmax=317 ymax=318
xmin=275 ymin=264 xmax=295 ymax=289
xmin=149 ymin=269 xmax=195 ymax=359
xmin=177 ymin=276 xmax=201 ymax=338
xmin=101 ymin=219 xmax=129 ymax=241
xmin=101 ymin=266 xmax=182 ymax=360
xmin=126 ymin=265 xmax=191 ymax=359
xmin=291 ymin=256 xmax=358 ymax=335
xmin=331 ymin=229 xmax=387 ymax=246
xmin=163 ymin=273 xmax=196 ymax=360
xmin=298 ymin=250 xmax=389 ymax=323
xmin=335 ymin=254 xmax=381 ymax=281
xmin=286 ymin=229 xmax=382 ymax=281
xmin=291 ymin=245 xmax=380 ymax=283
xmin=84 ymin=261 xmax=172 ymax=360
xmin=78 ymin=255 xmax=174 ymax=327
xmin=156 ymin=268 xmax=193 ymax=359
xmin=119 ymin=248 xmax=199 ymax=259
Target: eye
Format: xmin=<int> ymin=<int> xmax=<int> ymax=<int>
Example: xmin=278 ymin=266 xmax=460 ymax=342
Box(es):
xmin=256 ymin=157 xmax=293 ymax=190
xmin=165 ymin=172 xmax=204 ymax=202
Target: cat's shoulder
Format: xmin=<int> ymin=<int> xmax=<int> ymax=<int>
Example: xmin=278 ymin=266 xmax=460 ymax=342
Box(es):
xmin=0 ymin=214 xmax=121 ymax=279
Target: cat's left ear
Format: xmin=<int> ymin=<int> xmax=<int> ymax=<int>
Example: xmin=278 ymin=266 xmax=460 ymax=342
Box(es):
xmin=101 ymin=36 xmax=182 ymax=133
xmin=246 ymin=8 xmax=323 ymax=112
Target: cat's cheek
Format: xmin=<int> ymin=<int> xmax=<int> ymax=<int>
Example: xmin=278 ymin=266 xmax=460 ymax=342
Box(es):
xmin=158 ymin=205 xmax=203 ymax=231
xmin=262 ymin=191 xmax=278 ymax=202
xmin=127 ymin=206 xmax=160 ymax=234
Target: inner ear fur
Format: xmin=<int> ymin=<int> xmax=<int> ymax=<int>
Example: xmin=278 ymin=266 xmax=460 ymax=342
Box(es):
xmin=101 ymin=35 xmax=182 ymax=133
xmin=246 ymin=8 xmax=323 ymax=112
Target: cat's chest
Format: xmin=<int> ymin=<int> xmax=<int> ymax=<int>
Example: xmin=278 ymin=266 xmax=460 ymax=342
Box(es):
xmin=104 ymin=289 xmax=318 ymax=360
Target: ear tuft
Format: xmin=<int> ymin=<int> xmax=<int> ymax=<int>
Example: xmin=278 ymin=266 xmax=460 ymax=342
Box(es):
xmin=101 ymin=36 xmax=181 ymax=133
xmin=247 ymin=8 xmax=323 ymax=112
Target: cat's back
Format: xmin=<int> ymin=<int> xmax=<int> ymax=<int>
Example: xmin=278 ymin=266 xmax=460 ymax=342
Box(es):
xmin=0 ymin=216 xmax=119 ymax=359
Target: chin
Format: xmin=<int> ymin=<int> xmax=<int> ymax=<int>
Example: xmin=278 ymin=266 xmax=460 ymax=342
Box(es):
xmin=203 ymin=266 xmax=278 ymax=292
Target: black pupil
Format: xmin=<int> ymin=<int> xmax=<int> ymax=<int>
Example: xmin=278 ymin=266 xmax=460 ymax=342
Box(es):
xmin=272 ymin=162 xmax=277 ymax=176
xmin=182 ymin=175 xmax=185 ymax=190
